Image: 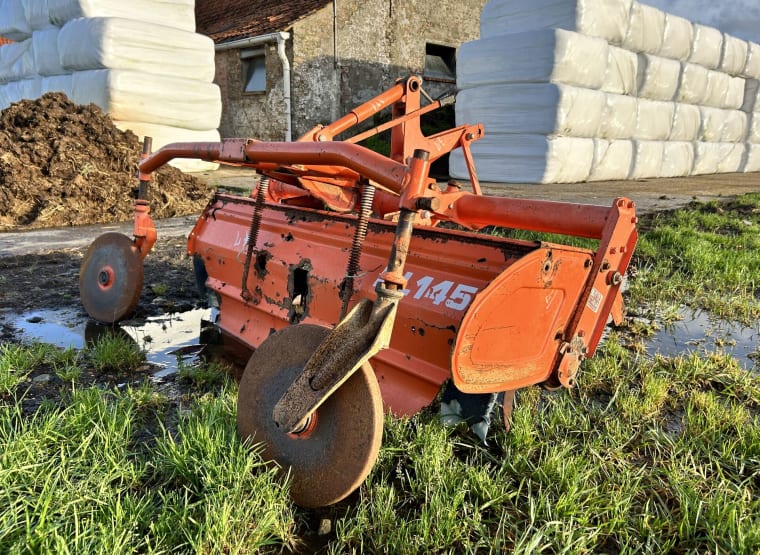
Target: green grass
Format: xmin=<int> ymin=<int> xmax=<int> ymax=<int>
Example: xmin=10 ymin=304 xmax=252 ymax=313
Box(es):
xmin=178 ymin=358 xmax=229 ymax=390
xmin=329 ymin=339 xmax=760 ymax=554
xmin=629 ymin=193 xmax=760 ymax=323
xmin=0 ymin=377 xmax=297 ymax=553
xmin=0 ymin=342 xmax=54 ymax=395
xmin=85 ymin=332 xmax=146 ymax=373
xmin=1 ymin=193 xmax=759 ymax=552
xmin=2 ymin=341 xmax=758 ymax=553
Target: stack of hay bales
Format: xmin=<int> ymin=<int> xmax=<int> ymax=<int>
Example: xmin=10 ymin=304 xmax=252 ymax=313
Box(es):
xmin=450 ymin=0 xmax=760 ymax=183
xmin=0 ymin=0 xmax=220 ymax=172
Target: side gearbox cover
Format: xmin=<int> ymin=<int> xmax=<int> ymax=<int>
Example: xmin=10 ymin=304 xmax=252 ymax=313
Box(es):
xmin=451 ymin=246 xmax=592 ymax=393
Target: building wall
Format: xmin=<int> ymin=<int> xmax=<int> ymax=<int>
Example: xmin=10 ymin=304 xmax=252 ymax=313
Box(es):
xmin=215 ymin=0 xmax=486 ymax=140
xmin=214 ymin=43 xmax=289 ymax=139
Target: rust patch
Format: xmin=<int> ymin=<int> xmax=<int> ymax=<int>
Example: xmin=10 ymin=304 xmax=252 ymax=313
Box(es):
xmin=264 ymin=294 xmax=289 ymax=310
xmin=254 ymin=250 xmax=272 ymax=279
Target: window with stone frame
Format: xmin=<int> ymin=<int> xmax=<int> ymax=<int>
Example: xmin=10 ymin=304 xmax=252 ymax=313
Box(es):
xmin=241 ymin=48 xmax=266 ymax=93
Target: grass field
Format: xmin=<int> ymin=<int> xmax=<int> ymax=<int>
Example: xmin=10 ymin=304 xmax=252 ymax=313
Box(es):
xmin=1 ymin=195 xmax=759 ymax=553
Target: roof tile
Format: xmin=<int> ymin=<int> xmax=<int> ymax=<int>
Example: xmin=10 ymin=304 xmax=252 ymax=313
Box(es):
xmin=195 ymin=0 xmax=333 ymax=43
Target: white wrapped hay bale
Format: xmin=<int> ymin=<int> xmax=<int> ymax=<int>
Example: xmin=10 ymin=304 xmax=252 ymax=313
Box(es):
xmin=479 ymin=0 xmax=633 ymax=46
xmin=602 ymin=45 xmax=637 ymax=95
xmin=716 ymin=142 xmax=746 ymax=173
xmin=692 ymin=142 xmax=721 ymax=174
xmin=457 ymin=29 xmax=609 ymax=90
xmin=32 ymin=27 xmax=65 ymax=76
xmin=746 ymin=113 xmax=760 ymax=143
xmin=634 ymin=98 xmax=674 ymax=141
xmin=0 ymin=81 xmax=18 ymax=108
xmin=599 ymin=93 xmax=637 ymax=139
xmin=113 ymin=121 xmax=221 ymax=173
xmin=741 ymin=79 xmax=760 ymax=112
xmin=720 ymin=110 xmax=747 ymax=142
xmin=636 ymin=53 xmax=679 ymax=101
xmin=449 ymin=133 xmax=595 ymax=183
xmin=456 ymin=83 xmax=605 ymax=137
xmin=660 ymin=141 xmax=694 ymax=177
xmin=623 ymin=2 xmax=665 ymax=55
xmin=0 ymin=38 xmax=34 ymax=83
xmin=689 ymin=24 xmax=723 ymax=70
xmin=676 ymin=62 xmax=708 ymax=105
xmin=658 ymin=13 xmax=692 ymax=62
xmin=58 ymin=18 xmax=215 ymax=82
xmin=0 ymin=82 xmax=16 ymax=108
xmin=588 ymin=138 xmax=633 ymax=181
xmin=720 ymin=34 xmax=749 ymax=76
xmin=701 ymin=71 xmax=745 ymax=110
xmin=629 ymin=140 xmax=664 ymax=179
xmin=40 ymin=73 xmax=73 ymax=96
xmin=693 ymin=142 xmax=744 ymax=174
xmin=669 ymin=103 xmax=701 ymax=141
xmin=21 ymin=0 xmax=54 ymax=31
xmin=742 ymin=144 xmax=760 ymax=171
xmin=698 ymin=106 xmax=728 ymax=142
xmin=48 ymin=0 xmax=196 ymax=32
xmin=724 ymin=76 xmax=745 ymax=110
xmin=7 ymin=78 xmax=43 ymax=105
xmin=702 ymin=69 xmax=730 ymax=108
xmin=743 ymin=42 xmax=760 ymax=80
xmin=0 ymin=83 xmax=11 ymax=109
xmin=66 ymin=69 xmax=221 ymax=130
xmin=0 ymin=0 xmax=31 ymax=41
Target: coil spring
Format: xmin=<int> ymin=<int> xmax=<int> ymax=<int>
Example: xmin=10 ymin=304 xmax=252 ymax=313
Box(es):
xmin=339 ymin=183 xmax=375 ymax=317
xmin=241 ymin=176 xmax=270 ymax=301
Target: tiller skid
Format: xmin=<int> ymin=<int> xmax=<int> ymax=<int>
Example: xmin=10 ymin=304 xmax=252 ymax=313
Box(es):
xmin=79 ymin=76 xmax=637 ymax=508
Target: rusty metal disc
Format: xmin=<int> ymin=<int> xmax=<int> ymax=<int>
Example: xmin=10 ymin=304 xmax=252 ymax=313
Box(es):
xmin=79 ymin=232 xmax=143 ymax=324
xmin=237 ymin=324 xmax=383 ymax=508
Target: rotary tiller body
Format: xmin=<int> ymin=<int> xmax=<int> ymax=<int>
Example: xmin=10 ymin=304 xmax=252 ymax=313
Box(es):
xmin=79 ymin=76 xmax=638 ymax=508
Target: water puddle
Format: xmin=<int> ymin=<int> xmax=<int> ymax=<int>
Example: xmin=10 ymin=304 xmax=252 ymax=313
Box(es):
xmin=647 ymin=307 xmax=760 ymax=369
xmin=8 ymin=307 xmax=215 ymax=378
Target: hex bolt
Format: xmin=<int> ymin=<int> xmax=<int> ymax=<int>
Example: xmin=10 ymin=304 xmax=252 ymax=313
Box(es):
xmin=607 ymin=271 xmax=623 ymax=285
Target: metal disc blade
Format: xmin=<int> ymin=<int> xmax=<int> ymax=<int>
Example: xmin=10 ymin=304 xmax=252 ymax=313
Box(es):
xmin=79 ymin=232 xmax=143 ymax=323
xmin=237 ymin=324 xmax=383 ymax=508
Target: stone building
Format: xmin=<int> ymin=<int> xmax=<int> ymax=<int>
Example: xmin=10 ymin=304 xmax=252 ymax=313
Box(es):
xmin=195 ymin=0 xmax=487 ymax=141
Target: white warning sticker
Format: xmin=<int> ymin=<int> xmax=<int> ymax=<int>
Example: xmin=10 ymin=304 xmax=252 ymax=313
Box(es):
xmin=587 ymin=287 xmax=603 ymax=313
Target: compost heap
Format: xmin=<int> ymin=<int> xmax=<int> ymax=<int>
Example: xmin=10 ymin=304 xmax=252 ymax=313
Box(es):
xmin=0 ymin=93 xmax=212 ymax=231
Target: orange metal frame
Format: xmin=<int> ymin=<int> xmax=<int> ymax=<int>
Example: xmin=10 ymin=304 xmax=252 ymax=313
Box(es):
xmin=136 ymin=76 xmax=638 ymax=413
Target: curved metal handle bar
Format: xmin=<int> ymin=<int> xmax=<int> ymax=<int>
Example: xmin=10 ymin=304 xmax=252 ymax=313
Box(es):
xmin=138 ymin=139 xmax=410 ymax=194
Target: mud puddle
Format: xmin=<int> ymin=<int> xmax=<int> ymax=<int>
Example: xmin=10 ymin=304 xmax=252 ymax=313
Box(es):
xmin=647 ymin=307 xmax=760 ymax=369
xmin=9 ymin=307 xmax=214 ymax=378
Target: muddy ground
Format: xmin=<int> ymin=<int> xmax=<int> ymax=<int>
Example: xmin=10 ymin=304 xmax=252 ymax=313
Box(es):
xmin=0 ymin=235 xmax=201 ymax=343
xmin=0 ymin=233 xmax=216 ymax=425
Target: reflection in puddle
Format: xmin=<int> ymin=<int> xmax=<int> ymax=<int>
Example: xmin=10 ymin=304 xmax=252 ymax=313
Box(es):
xmin=648 ymin=307 xmax=760 ymax=369
xmin=9 ymin=308 xmax=214 ymax=378
xmin=10 ymin=305 xmax=759 ymax=376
